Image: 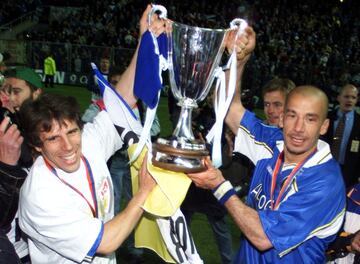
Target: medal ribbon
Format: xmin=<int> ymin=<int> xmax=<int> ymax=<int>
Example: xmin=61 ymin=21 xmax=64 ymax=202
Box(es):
xmin=45 ymin=155 xmax=98 ymax=218
xmin=270 ymin=148 xmax=317 ymax=210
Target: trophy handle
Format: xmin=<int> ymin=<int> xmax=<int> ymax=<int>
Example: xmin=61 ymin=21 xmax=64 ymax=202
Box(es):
xmin=230 ymin=18 xmax=248 ymax=33
xmin=148 ymin=4 xmax=168 ymax=25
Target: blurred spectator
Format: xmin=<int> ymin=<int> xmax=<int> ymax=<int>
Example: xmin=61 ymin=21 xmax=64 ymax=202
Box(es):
xmin=323 ymin=84 xmax=360 ymax=189
xmin=87 ymin=55 xmax=110 ymax=101
xmin=43 ymin=52 xmax=56 ymax=88
xmin=261 ymin=77 xmax=295 ymax=126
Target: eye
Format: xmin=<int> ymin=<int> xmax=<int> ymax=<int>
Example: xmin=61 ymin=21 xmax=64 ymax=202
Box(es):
xmin=285 ymin=112 xmax=295 ymax=118
xmin=68 ymin=128 xmax=80 ymax=136
xmin=46 ymin=136 xmax=60 ymax=143
xmin=306 ymin=116 xmax=318 ymax=123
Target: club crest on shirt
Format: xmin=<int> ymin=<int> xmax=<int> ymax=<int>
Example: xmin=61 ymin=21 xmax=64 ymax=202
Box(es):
xmin=98 ymin=177 xmax=111 ymax=216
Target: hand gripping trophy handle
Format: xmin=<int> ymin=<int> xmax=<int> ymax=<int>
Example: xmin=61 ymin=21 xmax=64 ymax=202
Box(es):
xmin=148 ymin=4 xmax=168 ymax=25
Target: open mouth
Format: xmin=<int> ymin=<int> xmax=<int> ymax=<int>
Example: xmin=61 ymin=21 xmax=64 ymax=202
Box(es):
xmin=289 ymin=135 xmax=305 ymax=145
xmin=61 ymin=153 xmax=77 ymax=164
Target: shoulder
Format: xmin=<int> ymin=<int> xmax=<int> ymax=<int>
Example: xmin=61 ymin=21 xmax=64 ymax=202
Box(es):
xmin=82 ymin=111 xmax=113 ymax=137
xmin=241 ymin=110 xmax=283 ymax=142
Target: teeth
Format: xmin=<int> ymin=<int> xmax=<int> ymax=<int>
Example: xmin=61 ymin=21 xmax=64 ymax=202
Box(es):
xmin=291 ymin=136 xmax=303 ymax=143
xmin=63 ymin=153 xmax=76 ymax=160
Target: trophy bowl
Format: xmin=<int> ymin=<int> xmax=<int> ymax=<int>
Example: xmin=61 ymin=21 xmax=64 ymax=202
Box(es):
xmin=152 ymin=21 xmax=230 ymax=173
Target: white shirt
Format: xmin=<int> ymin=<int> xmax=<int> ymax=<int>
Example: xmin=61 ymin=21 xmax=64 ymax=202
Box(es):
xmin=19 ymin=111 xmax=123 ymax=263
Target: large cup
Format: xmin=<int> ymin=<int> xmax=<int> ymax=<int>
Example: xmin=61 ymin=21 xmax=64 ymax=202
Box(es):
xmin=152 ymin=20 xmax=233 ymax=173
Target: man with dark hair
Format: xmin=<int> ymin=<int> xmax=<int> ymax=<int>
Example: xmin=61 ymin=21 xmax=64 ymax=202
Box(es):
xmin=18 ymin=93 xmax=156 ymax=263
xmin=4 ymin=67 xmax=43 ymax=112
xmin=262 ymin=77 xmax=295 ymax=126
xmin=16 ymin=6 xmax=166 ymax=263
xmin=0 ymin=116 xmax=24 ymax=264
xmin=87 ymin=56 xmax=111 ymax=101
xmin=0 ymin=66 xmax=42 ymax=262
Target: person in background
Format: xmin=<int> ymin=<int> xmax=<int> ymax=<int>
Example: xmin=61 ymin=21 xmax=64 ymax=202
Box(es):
xmin=87 ymin=55 xmax=111 ymax=101
xmin=262 ymin=77 xmax=295 ymax=126
xmin=0 ymin=66 xmax=43 ymax=263
xmin=43 ymin=52 xmax=56 ymax=88
xmin=323 ymin=84 xmax=360 ymax=188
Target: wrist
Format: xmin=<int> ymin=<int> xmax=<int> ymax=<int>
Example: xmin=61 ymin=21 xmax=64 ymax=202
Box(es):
xmin=212 ymin=180 xmax=236 ymax=205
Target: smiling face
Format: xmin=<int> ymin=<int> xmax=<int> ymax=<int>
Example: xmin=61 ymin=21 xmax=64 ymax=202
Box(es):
xmin=35 ymin=119 xmax=82 ymax=173
xmin=280 ymin=88 xmax=329 ymax=164
xmin=337 ymin=84 xmax=358 ymax=113
xmin=6 ymin=77 xmax=41 ymax=111
xmin=263 ymin=90 xmax=286 ymax=126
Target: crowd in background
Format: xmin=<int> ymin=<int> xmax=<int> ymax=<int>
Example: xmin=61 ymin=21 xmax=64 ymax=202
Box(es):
xmin=0 ymin=0 xmax=40 ymax=25
xmin=2 ymin=0 xmax=360 ymax=103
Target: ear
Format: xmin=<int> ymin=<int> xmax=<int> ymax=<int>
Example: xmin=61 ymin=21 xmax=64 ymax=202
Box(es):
xmin=32 ymin=89 xmax=42 ymax=100
xmin=34 ymin=146 xmax=42 ymax=154
xmin=320 ymin=118 xmax=329 ymax=135
xmin=279 ymin=113 xmax=284 ymax=128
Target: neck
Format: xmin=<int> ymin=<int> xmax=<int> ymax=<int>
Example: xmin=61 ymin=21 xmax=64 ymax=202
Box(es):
xmin=284 ymin=146 xmax=317 ymax=165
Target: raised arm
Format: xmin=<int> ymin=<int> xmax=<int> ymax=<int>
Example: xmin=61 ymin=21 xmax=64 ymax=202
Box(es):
xmin=225 ymin=27 xmax=256 ymax=135
xmin=114 ymin=4 xmax=167 ymax=108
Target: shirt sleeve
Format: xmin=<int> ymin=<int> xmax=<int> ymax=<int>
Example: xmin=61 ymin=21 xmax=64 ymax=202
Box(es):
xmin=82 ymin=111 xmax=124 ymax=162
xmin=234 ymin=110 xmax=283 ymax=164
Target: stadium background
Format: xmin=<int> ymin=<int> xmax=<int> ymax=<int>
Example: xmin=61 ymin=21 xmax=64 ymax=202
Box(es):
xmin=1 ymin=0 xmax=359 ymax=263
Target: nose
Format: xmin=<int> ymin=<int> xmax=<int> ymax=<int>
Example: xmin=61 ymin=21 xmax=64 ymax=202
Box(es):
xmin=9 ymin=93 xmax=15 ymax=104
xmin=294 ymin=117 xmax=305 ymax=132
xmin=269 ymin=102 xmax=275 ymax=111
xmin=60 ymin=136 xmax=73 ymax=151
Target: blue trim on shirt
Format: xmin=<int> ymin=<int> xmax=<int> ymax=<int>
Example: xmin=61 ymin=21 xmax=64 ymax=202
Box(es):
xmin=86 ymin=222 xmax=104 ymax=258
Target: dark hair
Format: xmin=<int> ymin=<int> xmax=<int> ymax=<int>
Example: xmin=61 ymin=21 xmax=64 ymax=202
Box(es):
xmin=19 ymin=93 xmax=84 ymax=149
xmin=24 ymin=81 xmax=39 ymax=92
xmin=108 ymin=65 xmax=125 ymax=83
xmin=261 ymin=78 xmax=296 ymax=98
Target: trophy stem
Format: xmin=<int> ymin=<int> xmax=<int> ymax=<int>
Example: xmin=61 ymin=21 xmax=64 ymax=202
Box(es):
xmin=173 ymin=98 xmax=198 ymax=141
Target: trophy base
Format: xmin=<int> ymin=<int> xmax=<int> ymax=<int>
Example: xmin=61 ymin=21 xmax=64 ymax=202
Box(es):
xmin=152 ymin=138 xmax=209 ymax=173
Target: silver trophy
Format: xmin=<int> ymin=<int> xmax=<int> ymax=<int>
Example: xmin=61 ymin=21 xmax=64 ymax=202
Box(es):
xmin=152 ymin=20 xmax=235 ymax=173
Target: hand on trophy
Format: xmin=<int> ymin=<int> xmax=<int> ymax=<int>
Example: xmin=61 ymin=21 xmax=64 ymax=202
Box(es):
xmin=187 ymin=157 xmax=225 ymax=190
xmin=226 ymin=26 xmax=256 ymax=63
xmin=139 ymin=4 xmax=169 ymax=37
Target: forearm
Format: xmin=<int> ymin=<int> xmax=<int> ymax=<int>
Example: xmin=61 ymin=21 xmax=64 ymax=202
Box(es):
xmin=115 ymin=43 xmax=140 ymax=108
xmin=97 ymin=188 xmax=149 ymax=254
xmin=224 ymin=195 xmax=272 ymax=251
xmin=225 ymin=63 xmax=246 ymax=135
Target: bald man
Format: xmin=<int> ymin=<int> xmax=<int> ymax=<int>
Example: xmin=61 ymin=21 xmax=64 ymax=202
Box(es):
xmin=323 ymin=84 xmax=360 ymax=188
xmin=187 ymin=28 xmax=345 ymax=263
xmin=324 ymin=84 xmax=360 ymax=188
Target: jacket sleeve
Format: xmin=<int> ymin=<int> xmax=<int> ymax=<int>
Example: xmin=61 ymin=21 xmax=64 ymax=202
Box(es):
xmin=0 ymin=162 xmax=27 ymax=232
